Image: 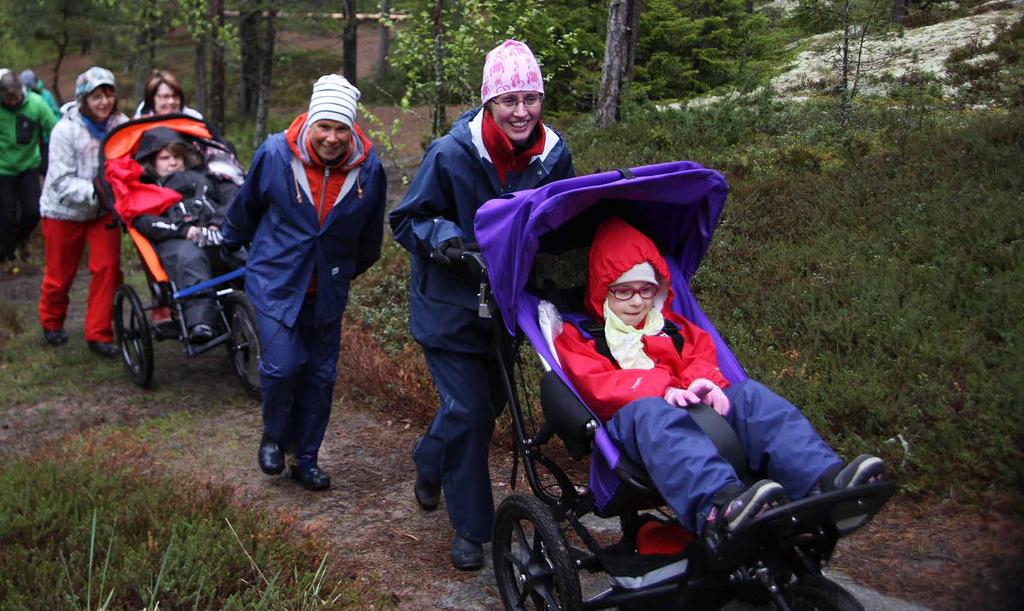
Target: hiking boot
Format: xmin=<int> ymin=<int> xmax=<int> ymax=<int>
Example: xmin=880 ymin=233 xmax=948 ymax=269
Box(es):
xmin=414 ymin=472 xmax=441 ymax=511
xmin=451 ymin=535 xmax=484 ymax=571
xmin=290 ymin=464 xmax=331 ymax=491
xmin=702 ymin=480 xmax=786 ymax=554
xmin=832 ymin=454 xmax=885 ymax=489
xmin=258 ymin=435 xmax=285 ymax=475
xmin=88 ymin=341 xmax=118 ymax=358
xmin=43 ymin=328 xmax=68 ymax=346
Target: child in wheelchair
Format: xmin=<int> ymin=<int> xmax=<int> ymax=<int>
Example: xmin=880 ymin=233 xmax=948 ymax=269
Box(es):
xmin=552 ymin=216 xmax=886 ymax=555
xmin=130 ymin=127 xmax=230 ymax=342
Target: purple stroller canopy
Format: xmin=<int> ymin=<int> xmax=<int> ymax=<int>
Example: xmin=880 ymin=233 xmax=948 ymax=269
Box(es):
xmin=475 ymin=160 xmax=746 ymax=385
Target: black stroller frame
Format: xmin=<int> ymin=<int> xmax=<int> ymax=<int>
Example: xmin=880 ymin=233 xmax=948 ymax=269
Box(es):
xmin=444 ymin=240 xmax=896 ymax=611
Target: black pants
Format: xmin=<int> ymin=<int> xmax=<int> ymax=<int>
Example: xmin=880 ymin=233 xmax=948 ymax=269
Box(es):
xmin=0 ymin=169 xmax=42 ymax=262
xmin=155 ymin=238 xmax=220 ymax=330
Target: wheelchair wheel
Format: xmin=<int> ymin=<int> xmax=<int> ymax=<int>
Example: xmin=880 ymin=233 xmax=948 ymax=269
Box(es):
xmin=113 ymin=285 xmax=154 ymax=388
xmin=780 ymin=575 xmax=864 ymax=611
xmin=493 ymin=494 xmax=581 ymax=611
xmin=225 ymin=292 xmax=261 ymax=398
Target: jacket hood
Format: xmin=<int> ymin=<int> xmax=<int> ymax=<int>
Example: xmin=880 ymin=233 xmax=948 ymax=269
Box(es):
xmin=134 ymin=126 xmax=187 ymax=161
xmin=586 ymin=217 xmax=673 ymax=319
xmin=284 ymin=111 xmax=372 ymax=171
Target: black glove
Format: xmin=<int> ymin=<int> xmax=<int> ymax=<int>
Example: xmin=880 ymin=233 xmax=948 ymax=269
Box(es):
xmin=430 ymin=237 xmax=465 ymax=265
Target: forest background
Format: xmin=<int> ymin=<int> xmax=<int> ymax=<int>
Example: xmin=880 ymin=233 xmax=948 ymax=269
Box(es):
xmin=0 ymin=0 xmax=1022 ymax=608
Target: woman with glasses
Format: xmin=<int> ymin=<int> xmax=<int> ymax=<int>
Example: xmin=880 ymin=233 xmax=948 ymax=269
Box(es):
xmin=389 ymin=39 xmax=574 ymax=571
xmin=554 ymin=217 xmax=886 ymax=554
xmin=38 ymin=67 xmax=128 ymax=357
xmin=134 ymin=70 xmax=203 ymax=119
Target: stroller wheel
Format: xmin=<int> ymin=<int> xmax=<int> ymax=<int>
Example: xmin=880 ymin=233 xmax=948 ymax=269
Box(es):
xmin=113 ymin=285 xmax=154 ymax=387
xmin=225 ymin=292 xmax=261 ymax=398
xmin=780 ymin=575 xmax=864 ymax=611
xmin=493 ymin=494 xmax=581 ymax=611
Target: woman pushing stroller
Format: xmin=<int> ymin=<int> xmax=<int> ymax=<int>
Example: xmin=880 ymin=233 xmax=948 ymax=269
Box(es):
xmin=553 ymin=217 xmax=886 ymax=553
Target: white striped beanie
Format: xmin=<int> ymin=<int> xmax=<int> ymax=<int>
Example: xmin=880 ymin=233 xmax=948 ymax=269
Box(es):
xmin=306 ymin=74 xmax=360 ymax=129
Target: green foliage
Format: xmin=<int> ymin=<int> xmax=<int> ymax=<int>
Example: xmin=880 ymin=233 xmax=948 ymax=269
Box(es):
xmin=634 ymin=0 xmax=772 ymax=100
xmin=389 ymin=0 xmax=603 ymax=113
xmin=0 ymin=437 xmax=362 ymax=608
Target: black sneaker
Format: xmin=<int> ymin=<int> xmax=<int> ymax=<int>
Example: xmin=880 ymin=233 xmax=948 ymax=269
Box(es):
xmin=703 ymin=480 xmax=786 ymax=553
xmin=88 ymin=341 xmax=119 ymax=358
xmin=43 ymin=328 xmax=68 ymax=346
xmin=833 ymin=455 xmax=885 ymax=489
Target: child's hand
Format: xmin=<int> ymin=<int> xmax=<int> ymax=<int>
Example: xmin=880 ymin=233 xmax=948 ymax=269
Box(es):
xmin=185 ymin=226 xmax=201 ymax=242
xmin=664 ymin=386 xmax=700 ymax=407
xmin=686 ymin=378 xmax=730 ymax=417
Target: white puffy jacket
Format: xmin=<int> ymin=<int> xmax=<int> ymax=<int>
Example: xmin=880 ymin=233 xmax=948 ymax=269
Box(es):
xmin=40 ymin=102 xmax=127 ymax=222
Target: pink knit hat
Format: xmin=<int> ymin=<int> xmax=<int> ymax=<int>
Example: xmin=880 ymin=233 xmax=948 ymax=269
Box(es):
xmin=480 ymin=40 xmax=544 ymax=105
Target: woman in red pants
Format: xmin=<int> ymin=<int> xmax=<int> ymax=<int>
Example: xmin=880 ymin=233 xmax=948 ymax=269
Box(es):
xmin=38 ymin=67 xmax=128 ymax=357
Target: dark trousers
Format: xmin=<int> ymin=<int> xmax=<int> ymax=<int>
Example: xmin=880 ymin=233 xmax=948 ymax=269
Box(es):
xmin=605 ymin=379 xmax=842 ymax=534
xmin=155 ymin=238 xmax=216 ymax=329
xmin=415 ymin=347 xmax=507 ymax=543
xmin=0 ymin=169 xmax=41 ymax=261
xmin=254 ymin=299 xmax=342 ymax=468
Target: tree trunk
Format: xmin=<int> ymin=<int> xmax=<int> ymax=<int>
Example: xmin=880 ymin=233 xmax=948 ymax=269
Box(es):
xmin=194 ymin=34 xmax=208 ymax=117
xmin=238 ymin=3 xmax=261 ymax=116
xmin=838 ymin=0 xmax=852 ymax=124
xmin=49 ymin=31 xmax=69 ymax=104
xmin=133 ymin=28 xmax=154 ymax=104
xmin=209 ymin=0 xmax=226 ymax=133
xmin=377 ymin=0 xmax=391 ymax=81
xmin=891 ymin=0 xmax=908 ymax=23
xmin=623 ymin=0 xmax=643 ymax=84
xmin=595 ymin=0 xmax=629 ymax=126
xmin=254 ymin=9 xmax=277 ymax=148
xmin=431 ymin=0 xmax=446 ymax=138
xmin=746 ymin=0 xmax=754 ymax=13
xmin=342 ymin=0 xmax=358 ymax=84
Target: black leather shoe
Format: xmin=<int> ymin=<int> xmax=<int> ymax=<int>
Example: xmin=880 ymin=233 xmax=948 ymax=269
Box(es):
xmin=291 ymin=464 xmax=331 ymax=491
xmin=88 ymin=341 xmax=118 ymax=358
xmin=188 ymin=323 xmax=215 ymax=342
xmin=451 ymin=535 xmax=483 ymax=571
xmin=414 ymin=473 xmax=441 ymax=511
xmin=258 ymin=435 xmax=284 ymax=475
xmin=43 ymin=328 xmax=68 ymax=346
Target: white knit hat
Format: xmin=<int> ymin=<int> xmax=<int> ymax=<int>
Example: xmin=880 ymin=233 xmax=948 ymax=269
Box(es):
xmin=306 ymin=74 xmax=360 ymax=129
xmin=612 ymin=262 xmax=658 ymax=286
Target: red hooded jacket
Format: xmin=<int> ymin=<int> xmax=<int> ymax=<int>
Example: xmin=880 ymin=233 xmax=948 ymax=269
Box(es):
xmin=554 ymin=218 xmax=729 ymax=422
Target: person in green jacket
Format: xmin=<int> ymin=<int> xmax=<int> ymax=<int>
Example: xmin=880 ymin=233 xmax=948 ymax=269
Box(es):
xmin=0 ymin=68 xmax=58 ymax=272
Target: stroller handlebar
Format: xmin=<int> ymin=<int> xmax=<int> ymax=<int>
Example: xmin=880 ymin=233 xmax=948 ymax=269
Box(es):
xmin=440 ymin=246 xmax=487 ymax=276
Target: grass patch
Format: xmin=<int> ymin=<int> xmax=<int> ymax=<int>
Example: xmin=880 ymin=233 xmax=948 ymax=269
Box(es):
xmin=0 ymin=431 xmax=367 ymax=609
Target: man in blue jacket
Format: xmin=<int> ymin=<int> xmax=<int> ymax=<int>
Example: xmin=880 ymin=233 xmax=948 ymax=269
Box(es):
xmin=390 ymin=40 xmax=574 ymax=569
xmin=223 ymin=74 xmax=387 ymax=491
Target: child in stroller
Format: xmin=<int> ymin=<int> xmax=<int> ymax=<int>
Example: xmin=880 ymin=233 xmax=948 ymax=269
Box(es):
xmin=125 ymin=126 xmax=228 ymax=342
xmin=553 ymin=216 xmax=885 ymax=554
xmin=470 ymin=161 xmax=897 ymax=610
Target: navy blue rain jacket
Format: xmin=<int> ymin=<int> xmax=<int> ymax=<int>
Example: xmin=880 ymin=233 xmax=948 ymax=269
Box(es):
xmin=389 ymin=107 xmax=574 ymax=353
xmin=223 ymin=131 xmax=387 ymax=326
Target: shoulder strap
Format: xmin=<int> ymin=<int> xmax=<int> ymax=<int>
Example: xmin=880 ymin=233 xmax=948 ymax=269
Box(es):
xmin=570 ymin=316 xmax=685 ymax=363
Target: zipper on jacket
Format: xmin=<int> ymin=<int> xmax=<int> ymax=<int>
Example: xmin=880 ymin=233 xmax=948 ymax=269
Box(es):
xmin=317 ymin=167 xmax=329 ymax=223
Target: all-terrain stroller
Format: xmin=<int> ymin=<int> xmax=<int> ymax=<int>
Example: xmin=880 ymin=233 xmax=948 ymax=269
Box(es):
xmin=464 ymin=161 xmax=896 ymax=610
xmin=95 ymin=114 xmax=261 ymax=395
